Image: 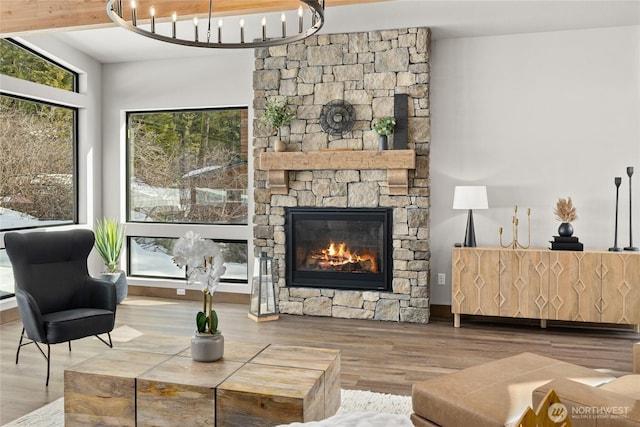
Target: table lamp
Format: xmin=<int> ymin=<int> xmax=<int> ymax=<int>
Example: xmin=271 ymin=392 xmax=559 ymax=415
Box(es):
xmin=453 ymin=186 xmax=488 ymax=247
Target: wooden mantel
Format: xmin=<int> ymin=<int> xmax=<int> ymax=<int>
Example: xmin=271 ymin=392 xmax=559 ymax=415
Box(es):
xmin=259 ymin=149 xmax=416 ymax=195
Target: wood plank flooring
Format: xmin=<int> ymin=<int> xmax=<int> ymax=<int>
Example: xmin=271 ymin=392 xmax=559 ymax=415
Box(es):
xmin=1 ymin=296 xmax=638 ymax=424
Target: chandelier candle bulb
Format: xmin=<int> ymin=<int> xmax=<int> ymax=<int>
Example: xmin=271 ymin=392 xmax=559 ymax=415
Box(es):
xmin=171 ymin=12 xmax=176 ymax=38
xmin=131 ymin=0 xmax=137 ymax=26
xmin=150 ymin=6 xmax=155 ymax=33
xmin=218 ymin=19 xmax=223 ymax=43
xmin=117 ymin=0 xmax=122 ymax=17
xmin=193 ymin=16 xmax=198 ymax=41
xmin=262 ymin=17 xmax=267 ymax=41
xmin=240 ymin=19 xmax=244 ymax=43
xmin=298 ymin=6 xmax=304 ymax=33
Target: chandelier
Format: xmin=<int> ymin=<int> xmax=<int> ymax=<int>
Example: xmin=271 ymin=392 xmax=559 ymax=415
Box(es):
xmin=106 ymin=0 xmax=325 ymax=49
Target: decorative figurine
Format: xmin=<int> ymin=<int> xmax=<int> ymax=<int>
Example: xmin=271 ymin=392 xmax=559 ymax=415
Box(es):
xmin=499 ymin=205 xmax=531 ymax=249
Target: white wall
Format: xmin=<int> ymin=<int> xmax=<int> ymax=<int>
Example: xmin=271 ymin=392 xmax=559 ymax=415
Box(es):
xmin=101 ymin=51 xmax=255 ymax=293
xmin=430 ymin=26 xmax=640 ymax=304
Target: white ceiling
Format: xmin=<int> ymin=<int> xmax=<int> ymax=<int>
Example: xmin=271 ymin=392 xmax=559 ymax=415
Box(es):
xmin=44 ymin=0 xmax=640 ymax=64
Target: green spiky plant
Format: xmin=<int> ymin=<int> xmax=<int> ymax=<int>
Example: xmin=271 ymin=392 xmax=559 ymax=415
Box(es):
xmin=94 ymin=218 xmax=125 ymax=273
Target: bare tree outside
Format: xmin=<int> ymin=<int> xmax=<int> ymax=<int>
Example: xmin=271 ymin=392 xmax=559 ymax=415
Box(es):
xmin=128 ymin=108 xmax=248 ymax=225
xmin=0 ymin=96 xmax=75 ymax=230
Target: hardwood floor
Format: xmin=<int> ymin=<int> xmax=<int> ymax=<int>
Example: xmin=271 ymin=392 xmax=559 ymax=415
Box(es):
xmin=1 ymin=296 xmax=638 ymax=424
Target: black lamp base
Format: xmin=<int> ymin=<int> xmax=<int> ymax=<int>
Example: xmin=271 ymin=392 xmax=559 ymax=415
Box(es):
xmin=624 ymin=246 xmax=639 ymax=251
xmin=608 ymin=246 xmax=623 ymax=252
xmin=463 ymin=209 xmax=477 ymax=247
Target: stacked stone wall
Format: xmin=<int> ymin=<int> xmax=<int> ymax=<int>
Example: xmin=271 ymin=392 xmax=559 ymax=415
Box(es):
xmin=253 ymin=27 xmax=431 ymax=323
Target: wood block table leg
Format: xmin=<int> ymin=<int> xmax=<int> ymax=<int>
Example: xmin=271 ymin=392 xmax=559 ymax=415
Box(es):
xmin=540 ymin=319 xmax=547 ymax=329
xmin=249 ymin=345 xmax=341 ymax=418
xmin=217 ymin=364 xmax=325 ymax=426
xmin=136 ymin=356 xmax=246 ymax=427
xmin=64 ymin=350 xmax=170 ymax=427
xmin=454 ymin=313 xmax=461 ymax=328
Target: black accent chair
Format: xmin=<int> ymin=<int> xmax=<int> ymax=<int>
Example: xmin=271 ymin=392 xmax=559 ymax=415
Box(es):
xmin=4 ymin=229 xmax=117 ymax=386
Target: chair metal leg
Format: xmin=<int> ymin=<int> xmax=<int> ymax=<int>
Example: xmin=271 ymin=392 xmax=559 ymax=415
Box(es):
xmin=95 ymin=332 xmax=113 ymax=348
xmin=16 ymin=329 xmax=112 ymax=386
xmin=16 ymin=327 xmax=51 ymax=385
xmin=16 ymin=327 xmax=25 ymax=364
xmin=29 ymin=340 xmax=51 ymax=386
xmin=45 ymin=344 xmax=51 ymax=386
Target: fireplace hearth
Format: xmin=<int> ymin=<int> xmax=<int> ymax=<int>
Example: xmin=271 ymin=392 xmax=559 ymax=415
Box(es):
xmin=285 ymin=208 xmax=392 ymax=291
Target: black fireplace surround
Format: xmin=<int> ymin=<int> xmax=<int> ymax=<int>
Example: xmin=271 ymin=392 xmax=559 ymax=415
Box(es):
xmin=285 ymin=207 xmax=393 ymax=291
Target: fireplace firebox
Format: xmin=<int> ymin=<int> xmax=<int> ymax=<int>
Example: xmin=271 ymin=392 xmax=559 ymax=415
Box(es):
xmin=285 ymin=208 xmax=392 ymax=291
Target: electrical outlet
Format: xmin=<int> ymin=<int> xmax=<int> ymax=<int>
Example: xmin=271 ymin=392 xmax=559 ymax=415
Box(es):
xmin=437 ymin=273 xmax=446 ymax=285
xmin=176 ymin=288 xmax=186 ymax=296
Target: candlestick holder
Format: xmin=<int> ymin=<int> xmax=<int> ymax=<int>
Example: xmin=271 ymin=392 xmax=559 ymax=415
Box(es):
xmin=609 ymin=177 xmax=623 ymax=251
xmin=499 ymin=205 xmax=531 ymax=249
xmin=624 ymin=166 xmax=639 ymax=251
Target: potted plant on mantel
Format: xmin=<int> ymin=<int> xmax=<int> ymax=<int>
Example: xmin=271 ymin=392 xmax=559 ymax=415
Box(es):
xmin=94 ymin=218 xmax=127 ymax=304
xmin=372 ymin=116 xmax=396 ymax=150
xmin=261 ymin=96 xmax=295 ymax=152
xmin=173 ymin=231 xmax=227 ymax=362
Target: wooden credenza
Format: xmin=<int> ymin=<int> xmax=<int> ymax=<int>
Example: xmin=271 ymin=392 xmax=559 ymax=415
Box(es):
xmin=451 ymin=247 xmax=640 ymax=332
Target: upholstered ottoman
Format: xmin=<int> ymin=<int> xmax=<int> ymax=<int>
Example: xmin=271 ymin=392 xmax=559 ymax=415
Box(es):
xmin=411 ymin=353 xmax=615 ymax=427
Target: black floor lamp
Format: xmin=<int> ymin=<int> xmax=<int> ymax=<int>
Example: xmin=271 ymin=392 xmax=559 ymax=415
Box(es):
xmin=453 ymin=186 xmax=489 ymax=247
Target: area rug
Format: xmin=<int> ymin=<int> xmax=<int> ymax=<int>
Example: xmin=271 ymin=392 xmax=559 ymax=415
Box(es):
xmin=3 ymin=389 xmax=412 ymax=427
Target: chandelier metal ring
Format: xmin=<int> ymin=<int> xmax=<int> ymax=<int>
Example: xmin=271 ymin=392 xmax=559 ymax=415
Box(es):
xmin=106 ymin=0 xmax=325 ymax=49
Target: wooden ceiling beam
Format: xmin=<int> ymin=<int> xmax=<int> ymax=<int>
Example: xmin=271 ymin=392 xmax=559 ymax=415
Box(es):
xmin=0 ymin=0 xmax=386 ymax=37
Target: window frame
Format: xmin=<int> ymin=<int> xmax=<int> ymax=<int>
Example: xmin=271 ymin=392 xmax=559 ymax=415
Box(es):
xmin=0 ymin=39 xmax=82 ymax=301
xmin=126 ymin=236 xmax=248 ymax=284
xmin=1 ymin=38 xmax=79 ymax=93
xmin=125 ymin=106 xmax=249 ymax=226
xmin=0 ymin=93 xmax=79 ymax=232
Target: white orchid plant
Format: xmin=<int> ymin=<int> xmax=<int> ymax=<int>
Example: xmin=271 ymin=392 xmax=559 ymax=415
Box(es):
xmin=173 ymin=231 xmax=226 ymax=334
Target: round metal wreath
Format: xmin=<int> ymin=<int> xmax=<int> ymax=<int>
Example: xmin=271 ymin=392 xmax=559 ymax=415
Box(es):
xmin=320 ymin=100 xmax=355 ymax=135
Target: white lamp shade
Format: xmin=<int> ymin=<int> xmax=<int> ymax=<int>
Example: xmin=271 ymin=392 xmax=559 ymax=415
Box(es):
xmin=453 ymin=186 xmax=488 ymax=210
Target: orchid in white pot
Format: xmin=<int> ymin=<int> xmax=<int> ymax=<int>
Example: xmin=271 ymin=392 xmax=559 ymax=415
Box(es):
xmin=172 ymin=231 xmax=226 ymax=334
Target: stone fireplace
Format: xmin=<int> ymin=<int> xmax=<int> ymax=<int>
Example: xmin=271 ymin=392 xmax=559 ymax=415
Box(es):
xmin=253 ymin=27 xmax=431 ymax=323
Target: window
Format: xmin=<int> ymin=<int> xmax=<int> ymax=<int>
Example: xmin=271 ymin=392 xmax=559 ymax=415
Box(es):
xmin=0 ymin=96 xmax=77 ymax=231
xmin=0 ymin=250 xmax=14 ymax=300
xmin=128 ymin=237 xmax=248 ymax=283
xmin=127 ymin=108 xmax=248 ymax=225
xmin=0 ymin=39 xmax=79 ymax=300
xmin=126 ymin=108 xmax=249 ymax=285
xmin=0 ymin=39 xmax=77 ymax=92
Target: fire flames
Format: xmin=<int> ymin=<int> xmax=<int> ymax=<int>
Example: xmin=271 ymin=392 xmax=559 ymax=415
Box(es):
xmin=310 ymin=241 xmax=378 ymax=273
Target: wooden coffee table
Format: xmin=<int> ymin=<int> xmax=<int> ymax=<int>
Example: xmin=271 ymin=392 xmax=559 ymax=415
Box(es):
xmin=64 ymin=334 xmax=341 ymax=427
